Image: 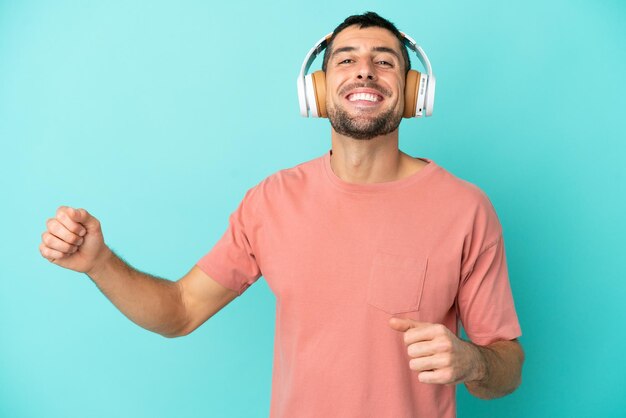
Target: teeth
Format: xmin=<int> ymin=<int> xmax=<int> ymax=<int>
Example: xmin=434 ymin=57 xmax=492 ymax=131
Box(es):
xmin=348 ymin=93 xmax=381 ymax=102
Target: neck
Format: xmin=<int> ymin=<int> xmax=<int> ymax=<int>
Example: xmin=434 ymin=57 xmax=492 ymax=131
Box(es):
xmin=330 ymin=128 xmax=424 ymax=184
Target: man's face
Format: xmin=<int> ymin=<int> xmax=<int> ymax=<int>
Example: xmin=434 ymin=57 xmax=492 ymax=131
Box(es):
xmin=325 ymin=26 xmax=406 ymax=140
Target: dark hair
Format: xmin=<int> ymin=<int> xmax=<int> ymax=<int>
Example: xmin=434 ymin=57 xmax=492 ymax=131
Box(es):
xmin=321 ymin=12 xmax=411 ymax=74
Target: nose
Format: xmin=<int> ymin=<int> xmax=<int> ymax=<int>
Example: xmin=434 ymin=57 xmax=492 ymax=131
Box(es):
xmin=356 ymin=61 xmax=376 ymax=81
xmin=357 ymin=73 xmax=375 ymax=81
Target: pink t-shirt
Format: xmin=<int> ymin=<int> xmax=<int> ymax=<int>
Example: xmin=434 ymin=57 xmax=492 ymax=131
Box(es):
xmin=198 ymin=153 xmax=521 ymax=417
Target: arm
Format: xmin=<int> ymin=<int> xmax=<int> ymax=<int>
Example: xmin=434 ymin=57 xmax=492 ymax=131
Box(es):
xmin=389 ymin=318 xmax=524 ymax=399
xmin=464 ymin=338 xmax=524 ymax=399
xmin=39 ymin=206 xmax=238 ymax=337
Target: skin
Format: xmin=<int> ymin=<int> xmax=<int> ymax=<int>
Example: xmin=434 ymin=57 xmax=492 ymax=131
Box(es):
xmin=39 ymin=24 xmax=523 ymax=400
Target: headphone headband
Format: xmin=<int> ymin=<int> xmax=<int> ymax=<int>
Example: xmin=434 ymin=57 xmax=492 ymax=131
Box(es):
xmin=298 ymin=33 xmax=332 ymax=80
xmin=400 ymin=32 xmax=432 ymax=77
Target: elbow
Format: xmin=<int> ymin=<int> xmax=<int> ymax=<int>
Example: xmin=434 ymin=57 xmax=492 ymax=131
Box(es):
xmin=156 ymin=315 xmax=196 ymax=339
xmin=466 ymin=376 xmax=522 ymax=400
xmin=498 ymin=340 xmax=526 ymax=397
xmin=161 ymin=329 xmax=189 ymax=339
xmin=506 ymin=341 xmax=525 ymax=393
xmin=160 ymin=319 xmax=197 ymax=338
xmin=160 ymin=282 xmax=196 ymax=338
xmin=511 ymin=343 xmax=525 ymax=392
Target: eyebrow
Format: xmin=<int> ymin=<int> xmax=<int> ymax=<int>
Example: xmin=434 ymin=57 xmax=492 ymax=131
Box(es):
xmin=373 ymin=46 xmax=401 ymax=60
xmin=331 ymin=46 xmax=401 ymax=61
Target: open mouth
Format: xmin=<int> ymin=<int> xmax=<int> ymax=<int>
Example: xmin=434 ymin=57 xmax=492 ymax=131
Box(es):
xmin=347 ymin=92 xmax=383 ymax=102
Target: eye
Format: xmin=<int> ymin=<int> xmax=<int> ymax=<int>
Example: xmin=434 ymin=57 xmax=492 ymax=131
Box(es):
xmin=377 ymin=60 xmax=393 ymax=67
xmin=339 ymin=58 xmax=354 ymax=64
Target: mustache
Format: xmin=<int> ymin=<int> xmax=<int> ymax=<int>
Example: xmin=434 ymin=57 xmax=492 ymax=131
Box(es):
xmin=338 ymin=82 xmax=392 ymax=98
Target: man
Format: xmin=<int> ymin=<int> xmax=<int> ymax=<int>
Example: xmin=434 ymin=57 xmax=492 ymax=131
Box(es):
xmin=39 ymin=12 xmax=523 ymax=418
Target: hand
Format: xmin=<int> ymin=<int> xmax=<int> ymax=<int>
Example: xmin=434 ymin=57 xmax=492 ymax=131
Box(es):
xmin=389 ymin=317 xmax=486 ymax=385
xmin=39 ymin=206 xmax=110 ymax=274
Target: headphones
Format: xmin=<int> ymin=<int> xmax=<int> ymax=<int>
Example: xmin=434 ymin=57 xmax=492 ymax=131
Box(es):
xmin=297 ymin=32 xmax=436 ymax=118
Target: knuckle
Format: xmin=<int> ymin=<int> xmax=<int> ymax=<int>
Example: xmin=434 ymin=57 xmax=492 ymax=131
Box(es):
xmin=60 ymin=241 xmax=72 ymax=252
xmin=440 ymin=352 xmax=452 ymax=366
xmin=41 ymin=246 xmax=52 ymax=258
xmin=43 ymin=233 xmax=53 ymax=246
xmin=57 ymin=211 xmax=69 ymax=224
xmin=67 ymin=234 xmax=81 ymax=245
xmin=439 ymin=339 xmax=453 ymax=352
xmin=435 ymin=324 xmax=447 ymax=334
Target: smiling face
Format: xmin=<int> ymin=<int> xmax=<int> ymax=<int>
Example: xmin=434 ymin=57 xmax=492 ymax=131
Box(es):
xmin=325 ymin=25 xmax=406 ymax=140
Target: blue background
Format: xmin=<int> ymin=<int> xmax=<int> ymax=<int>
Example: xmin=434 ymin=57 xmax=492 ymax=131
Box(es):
xmin=2 ymin=0 xmax=625 ymax=417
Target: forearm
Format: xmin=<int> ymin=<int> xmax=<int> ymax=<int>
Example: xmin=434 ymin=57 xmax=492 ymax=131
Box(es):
xmin=465 ymin=339 xmax=524 ymax=399
xmin=86 ymin=247 xmax=189 ymax=337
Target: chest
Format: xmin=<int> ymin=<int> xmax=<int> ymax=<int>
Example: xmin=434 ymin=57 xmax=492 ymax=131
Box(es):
xmin=254 ymin=193 xmax=466 ymax=321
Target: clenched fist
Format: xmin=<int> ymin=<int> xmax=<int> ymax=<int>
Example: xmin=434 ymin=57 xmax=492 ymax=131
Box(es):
xmin=389 ymin=317 xmax=486 ymax=385
xmin=39 ymin=206 xmax=110 ymax=275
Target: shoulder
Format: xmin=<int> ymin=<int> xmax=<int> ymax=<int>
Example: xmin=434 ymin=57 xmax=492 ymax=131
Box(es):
xmin=427 ymin=162 xmax=495 ymax=209
xmin=262 ymin=155 xmax=322 ymax=188
xmin=425 ymin=162 xmax=503 ymax=240
xmin=241 ymin=155 xmax=324 ymax=204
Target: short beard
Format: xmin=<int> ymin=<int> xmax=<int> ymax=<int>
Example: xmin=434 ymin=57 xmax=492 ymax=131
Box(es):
xmin=328 ymin=105 xmax=402 ymax=140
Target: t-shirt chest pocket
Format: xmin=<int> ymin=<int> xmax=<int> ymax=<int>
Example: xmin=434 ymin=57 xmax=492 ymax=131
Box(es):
xmin=366 ymin=251 xmax=427 ymax=314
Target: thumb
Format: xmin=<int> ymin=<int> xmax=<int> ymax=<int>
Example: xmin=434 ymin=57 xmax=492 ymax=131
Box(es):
xmin=388 ymin=317 xmax=425 ymax=332
xmin=68 ymin=207 xmax=100 ymax=231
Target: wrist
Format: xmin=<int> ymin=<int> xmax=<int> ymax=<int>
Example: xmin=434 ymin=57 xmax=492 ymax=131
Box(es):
xmin=86 ymin=246 xmax=114 ymax=279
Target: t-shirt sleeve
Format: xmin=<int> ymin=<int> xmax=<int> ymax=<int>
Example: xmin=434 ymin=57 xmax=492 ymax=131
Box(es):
xmin=196 ymin=188 xmax=262 ymax=295
xmin=457 ymin=195 xmax=522 ymax=346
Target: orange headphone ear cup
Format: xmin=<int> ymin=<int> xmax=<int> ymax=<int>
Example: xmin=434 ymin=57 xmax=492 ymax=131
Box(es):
xmin=404 ymin=70 xmax=420 ymax=118
xmin=311 ymin=70 xmax=327 ymax=118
